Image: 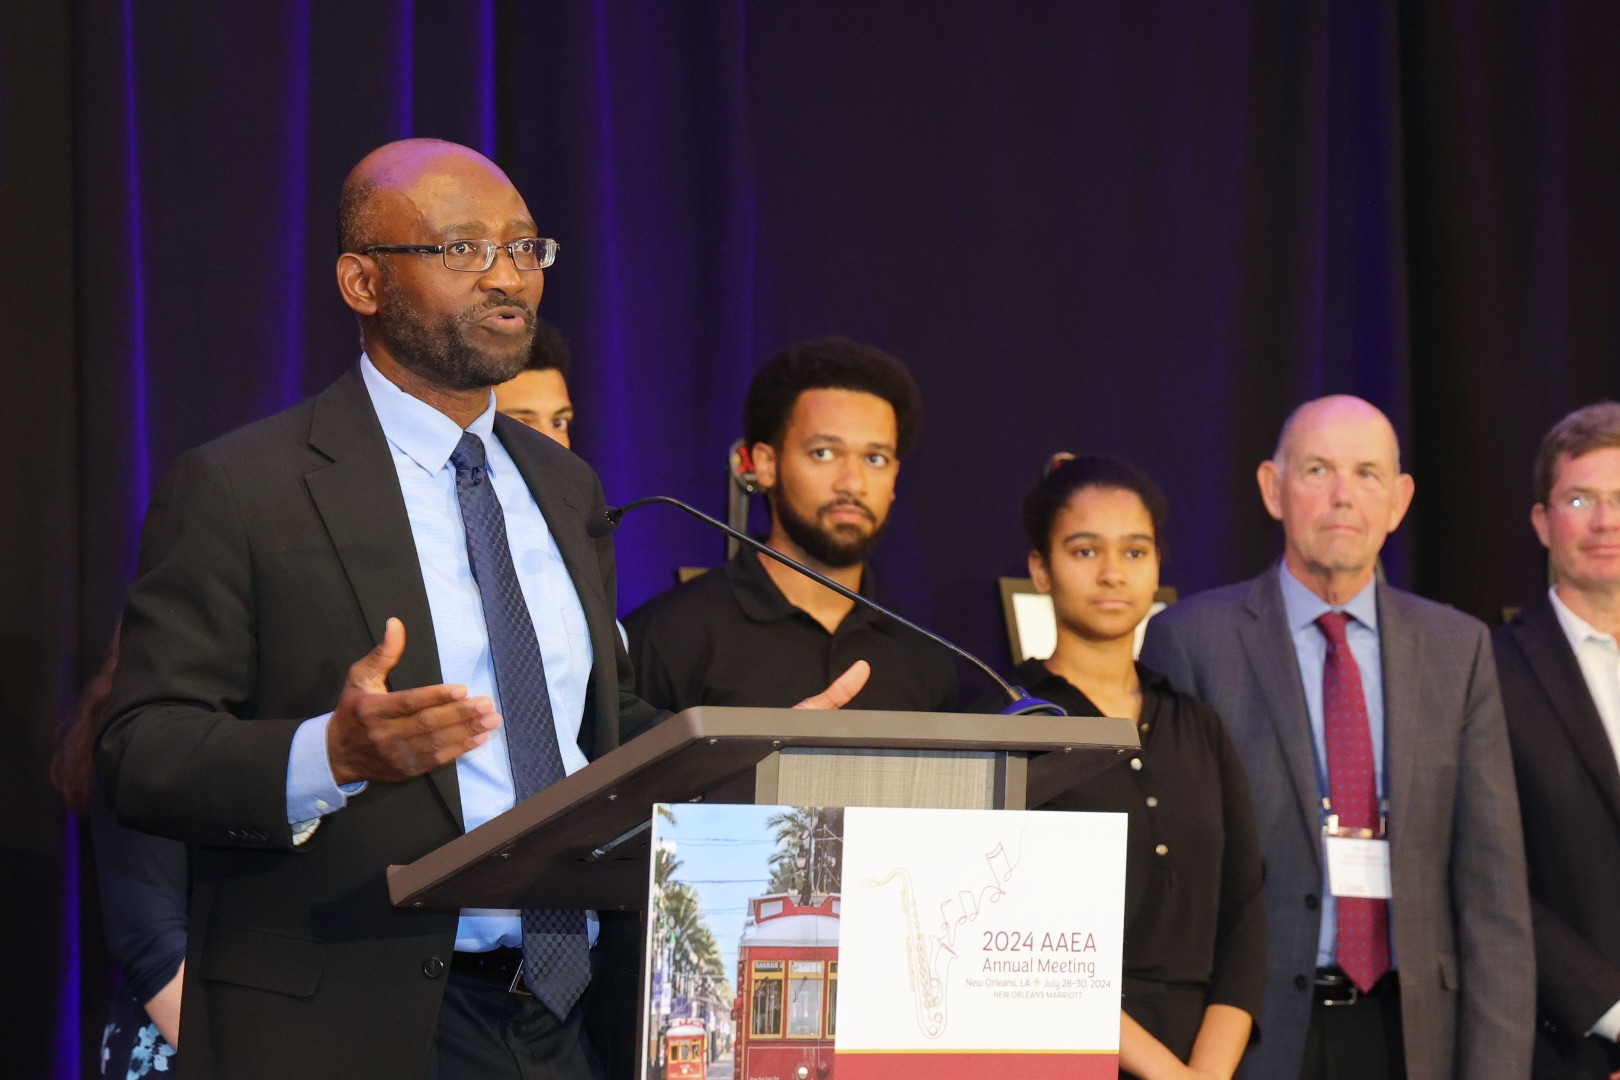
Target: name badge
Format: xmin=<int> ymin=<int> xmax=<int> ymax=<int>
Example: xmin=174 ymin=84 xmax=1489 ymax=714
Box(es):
xmin=1324 ymin=835 xmax=1392 ymax=899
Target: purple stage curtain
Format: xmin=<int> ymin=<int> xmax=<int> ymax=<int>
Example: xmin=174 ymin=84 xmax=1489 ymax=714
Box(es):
xmin=2 ymin=2 xmax=1618 ymax=1075
xmin=71 ymin=1 xmax=1434 ymax=660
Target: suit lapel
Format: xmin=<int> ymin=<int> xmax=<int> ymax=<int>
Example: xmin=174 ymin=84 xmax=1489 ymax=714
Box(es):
xmin=303 ymin=368 xmax=462 ymax=828
xmin=1376 ymin=586 xmax=1421 ymax=837
xmin=1239 ymin=569 xmax=1323 ymax=855
xmin=1514 ymin=595 xmax=1620 ymax=827
xmin=494 ymin=415 xmax=617 ymax=758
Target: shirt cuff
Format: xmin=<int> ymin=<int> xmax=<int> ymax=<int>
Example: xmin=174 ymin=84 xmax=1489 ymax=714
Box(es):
xmin=286 ymin=713 xmax=367 ymax=828
xmin=1589 ymin=999 xmax=1620 ymax=1041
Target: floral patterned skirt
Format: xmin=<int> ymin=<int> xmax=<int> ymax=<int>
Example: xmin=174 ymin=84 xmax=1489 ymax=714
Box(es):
xmin=100 ymin=986 xmax=176 ymax=1078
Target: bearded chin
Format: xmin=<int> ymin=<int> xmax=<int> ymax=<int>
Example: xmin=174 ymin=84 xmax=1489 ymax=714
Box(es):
xmin=376 ymin=300 xmax=532 ymax=392
xmin=772 ymin=493 xmax=885 ymax=569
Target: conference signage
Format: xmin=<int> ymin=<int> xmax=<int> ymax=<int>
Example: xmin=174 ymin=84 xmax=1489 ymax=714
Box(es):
xmin=642 ymin=803 xmax=1126 ymax=1080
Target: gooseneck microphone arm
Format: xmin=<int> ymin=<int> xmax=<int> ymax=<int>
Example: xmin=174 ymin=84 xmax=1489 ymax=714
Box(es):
xmin=592 ymin=495 xmax=1065 ymax=716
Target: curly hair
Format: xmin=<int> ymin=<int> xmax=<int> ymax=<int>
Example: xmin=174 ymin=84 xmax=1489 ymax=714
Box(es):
xmin=526 ymin=318 xmax=572 ymax=377
xmin=742 ymin=337 xmax=920 ymax=457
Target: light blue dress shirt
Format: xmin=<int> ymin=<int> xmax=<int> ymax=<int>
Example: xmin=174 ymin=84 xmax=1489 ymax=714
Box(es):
xmin=285 ymin=356 xmax=594 ymax=952
xmin=1277 ymin=562 xmax=1387 ymax=970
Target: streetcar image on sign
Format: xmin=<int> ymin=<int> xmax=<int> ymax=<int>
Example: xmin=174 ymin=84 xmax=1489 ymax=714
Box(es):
xmin=663 ymin=1018 xmax=709 ymax=1080
xmin=644 ymin=804 xmax=843 ymax=1080
xmin=643 ymin=803 xmax=1123 ymax=1080
xmin=733 ymin=892 xmax=840 ymax=1080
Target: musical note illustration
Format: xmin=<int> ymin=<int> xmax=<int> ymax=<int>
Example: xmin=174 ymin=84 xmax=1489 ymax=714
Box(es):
xmin=859 ymin=831 xmax=1025 ymax=1039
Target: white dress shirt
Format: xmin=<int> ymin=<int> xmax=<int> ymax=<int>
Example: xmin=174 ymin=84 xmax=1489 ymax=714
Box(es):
xmin=1547 ymin=586 xmax=1620 ymax=1041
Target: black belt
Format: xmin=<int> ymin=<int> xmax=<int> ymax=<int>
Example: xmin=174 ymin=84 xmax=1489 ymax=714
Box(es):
xmin=452 ymin=948 xmax=531 ymax=995
xmin=1314 ymin=967 xmax=1397 ymax=1007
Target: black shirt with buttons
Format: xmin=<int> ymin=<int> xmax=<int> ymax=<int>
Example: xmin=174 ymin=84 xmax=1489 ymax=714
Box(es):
xmin=990 ymin=659 xmax=1267 ymax=1040
xmin=623 ymin=546 xmax=960 ymax=713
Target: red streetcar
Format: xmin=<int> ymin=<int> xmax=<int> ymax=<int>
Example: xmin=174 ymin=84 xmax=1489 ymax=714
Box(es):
xmin=664 ymin=1018 xmax=708 ymax=1080
xmin=732 ymin=893 xmax=840 ymax=1080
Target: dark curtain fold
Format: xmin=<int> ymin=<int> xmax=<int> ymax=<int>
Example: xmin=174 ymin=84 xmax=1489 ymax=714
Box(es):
xmin=2 ymin=2 xmax=1617 ymax=1074
xmin=69 ymin=0 xmax=1433 ymax=660
xmin=1402 ymin=0 xmax=1620 ymax=620
xmin=1 ymin=2 xmax=78 ymax=1076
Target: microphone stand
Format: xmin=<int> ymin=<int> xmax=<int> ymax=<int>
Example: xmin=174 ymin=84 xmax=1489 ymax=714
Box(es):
xmin=594 ymin=495 xmax=1065 ymax=716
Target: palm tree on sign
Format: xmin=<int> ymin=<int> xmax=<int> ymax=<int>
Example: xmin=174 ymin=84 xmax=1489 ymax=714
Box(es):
xmin=765 ymin=807 xmax=843 ymax=901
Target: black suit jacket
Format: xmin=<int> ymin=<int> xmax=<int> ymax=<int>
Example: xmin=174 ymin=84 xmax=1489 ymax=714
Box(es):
xmin=97 ymin=368 xmax=660 ymax=1080
xmin=1496 ymin=593 xmax=1620 ymax=1078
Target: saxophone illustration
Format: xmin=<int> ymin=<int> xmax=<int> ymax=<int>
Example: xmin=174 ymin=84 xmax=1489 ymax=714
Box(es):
xmin=860 ymin=836 xmax=1024 ymax=1041
xmin=862 ymin=867 xmax=949 ymax=1039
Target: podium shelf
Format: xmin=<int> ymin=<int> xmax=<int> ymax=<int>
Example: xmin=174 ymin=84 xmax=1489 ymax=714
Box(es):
xmin=386 ymin=705 xmax=1138 ymax=912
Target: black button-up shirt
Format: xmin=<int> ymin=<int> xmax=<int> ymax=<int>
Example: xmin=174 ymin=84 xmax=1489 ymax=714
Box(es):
xmin=623 ymin=546 xmax=959 ymax=713
xmin=977 ymin=660 xmax=1267 ymax=1057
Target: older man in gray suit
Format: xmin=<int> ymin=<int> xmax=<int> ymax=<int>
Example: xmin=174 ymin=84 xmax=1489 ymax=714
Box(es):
xmin=1141 ymin=396 xmax=1532 ymax=1080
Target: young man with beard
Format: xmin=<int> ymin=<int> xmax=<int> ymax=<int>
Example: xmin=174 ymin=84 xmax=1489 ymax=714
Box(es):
xmin=95 ymin=139 xmax=866 ymax=1080
xmin=624 ymin=337 xmax=959 ymax=713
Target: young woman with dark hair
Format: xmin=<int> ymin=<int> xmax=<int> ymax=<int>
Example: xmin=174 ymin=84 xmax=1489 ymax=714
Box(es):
xmin=992 ymin=455 xmax=1266 ymax=1080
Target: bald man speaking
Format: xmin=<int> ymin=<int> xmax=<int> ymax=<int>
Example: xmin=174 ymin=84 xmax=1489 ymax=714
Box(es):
xmin=1141 ymin=397 xmax=1532 ymax=1080
xmin=96 ymin=140 xmax=865 ymax=1080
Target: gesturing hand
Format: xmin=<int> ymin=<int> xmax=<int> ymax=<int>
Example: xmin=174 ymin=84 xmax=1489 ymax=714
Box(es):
xmin=791 ymin=660 xmax=871 ymax=710
xmin=326 ymin=618 xmax=502 ymax=785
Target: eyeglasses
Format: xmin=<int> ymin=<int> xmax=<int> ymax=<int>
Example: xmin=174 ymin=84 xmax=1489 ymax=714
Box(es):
xmin=1548 ymin=491 xmax=1620 ymax=515
xmin=361 ymin=237 xmax=559 ymax=273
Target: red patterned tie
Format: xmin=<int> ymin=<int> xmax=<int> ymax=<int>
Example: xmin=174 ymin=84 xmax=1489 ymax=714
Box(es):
xmin=1317 ymin=611 xmax=1390 ymax=993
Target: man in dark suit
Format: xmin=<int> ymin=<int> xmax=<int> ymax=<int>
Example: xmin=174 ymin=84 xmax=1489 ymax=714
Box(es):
xmin=1142 ymin=395 xmax=1533 ymax=1080
xmin=96 ymin=139 xmax=864 ymax=1080
xmin=1496 ymin=401 xmax=1620 ymax=1078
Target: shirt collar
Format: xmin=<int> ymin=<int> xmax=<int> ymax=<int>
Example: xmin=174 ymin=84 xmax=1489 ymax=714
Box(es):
xmin=1278 ymin=559 xmax=1380 ymax=636
xmin=1014 ymin=657 xmax=1170 ymax=694
xmin=723 ymin=543 xmax=884 ymax=629
xmin=1548 ymin=585 xmax=1617 ymax=652
xmin=359 ymin=354 xmax=498 ymax=476
xmin=1010 ymin=658 xmax=1171 ymax=717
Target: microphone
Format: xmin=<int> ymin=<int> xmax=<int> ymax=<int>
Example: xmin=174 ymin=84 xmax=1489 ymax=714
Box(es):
xmin=591 ymin=495 xmax=1065 ymax=716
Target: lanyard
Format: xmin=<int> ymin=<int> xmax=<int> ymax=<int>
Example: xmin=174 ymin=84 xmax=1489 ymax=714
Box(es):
xmin=1310 ymin=738 xmax=1387 ymax=812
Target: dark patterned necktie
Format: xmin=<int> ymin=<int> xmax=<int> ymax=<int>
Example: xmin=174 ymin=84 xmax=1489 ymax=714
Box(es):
xmin=451 ymin=432 xmax=590 ymax=1018
xmin=1316 ymin=611 xmax=1390 ymax=993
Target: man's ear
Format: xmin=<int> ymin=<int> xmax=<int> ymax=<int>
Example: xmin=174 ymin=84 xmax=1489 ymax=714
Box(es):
xmin=1257 ymin=459 xmax=1285 ymax=522
xmin=751 ymin=441 xmax=779 ymax=493
xmin=1531 ymin=502 xmax=1552 ymax=550
xmin=336 ymin=253 xmax=381 ymax=316
xmin=1385 ymin=472 xmax=1416 ymax=533
xmin=1028 ymin=550 xmax=1053 ymax=594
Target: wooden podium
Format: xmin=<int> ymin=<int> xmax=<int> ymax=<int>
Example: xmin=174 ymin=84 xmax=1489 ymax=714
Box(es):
xmin=387 ymin=706 xmax=1138 ymax=913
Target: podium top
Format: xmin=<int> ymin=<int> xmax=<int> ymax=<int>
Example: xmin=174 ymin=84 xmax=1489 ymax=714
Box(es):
xmin=387 ymin=705 xmax=1138 ymax=911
